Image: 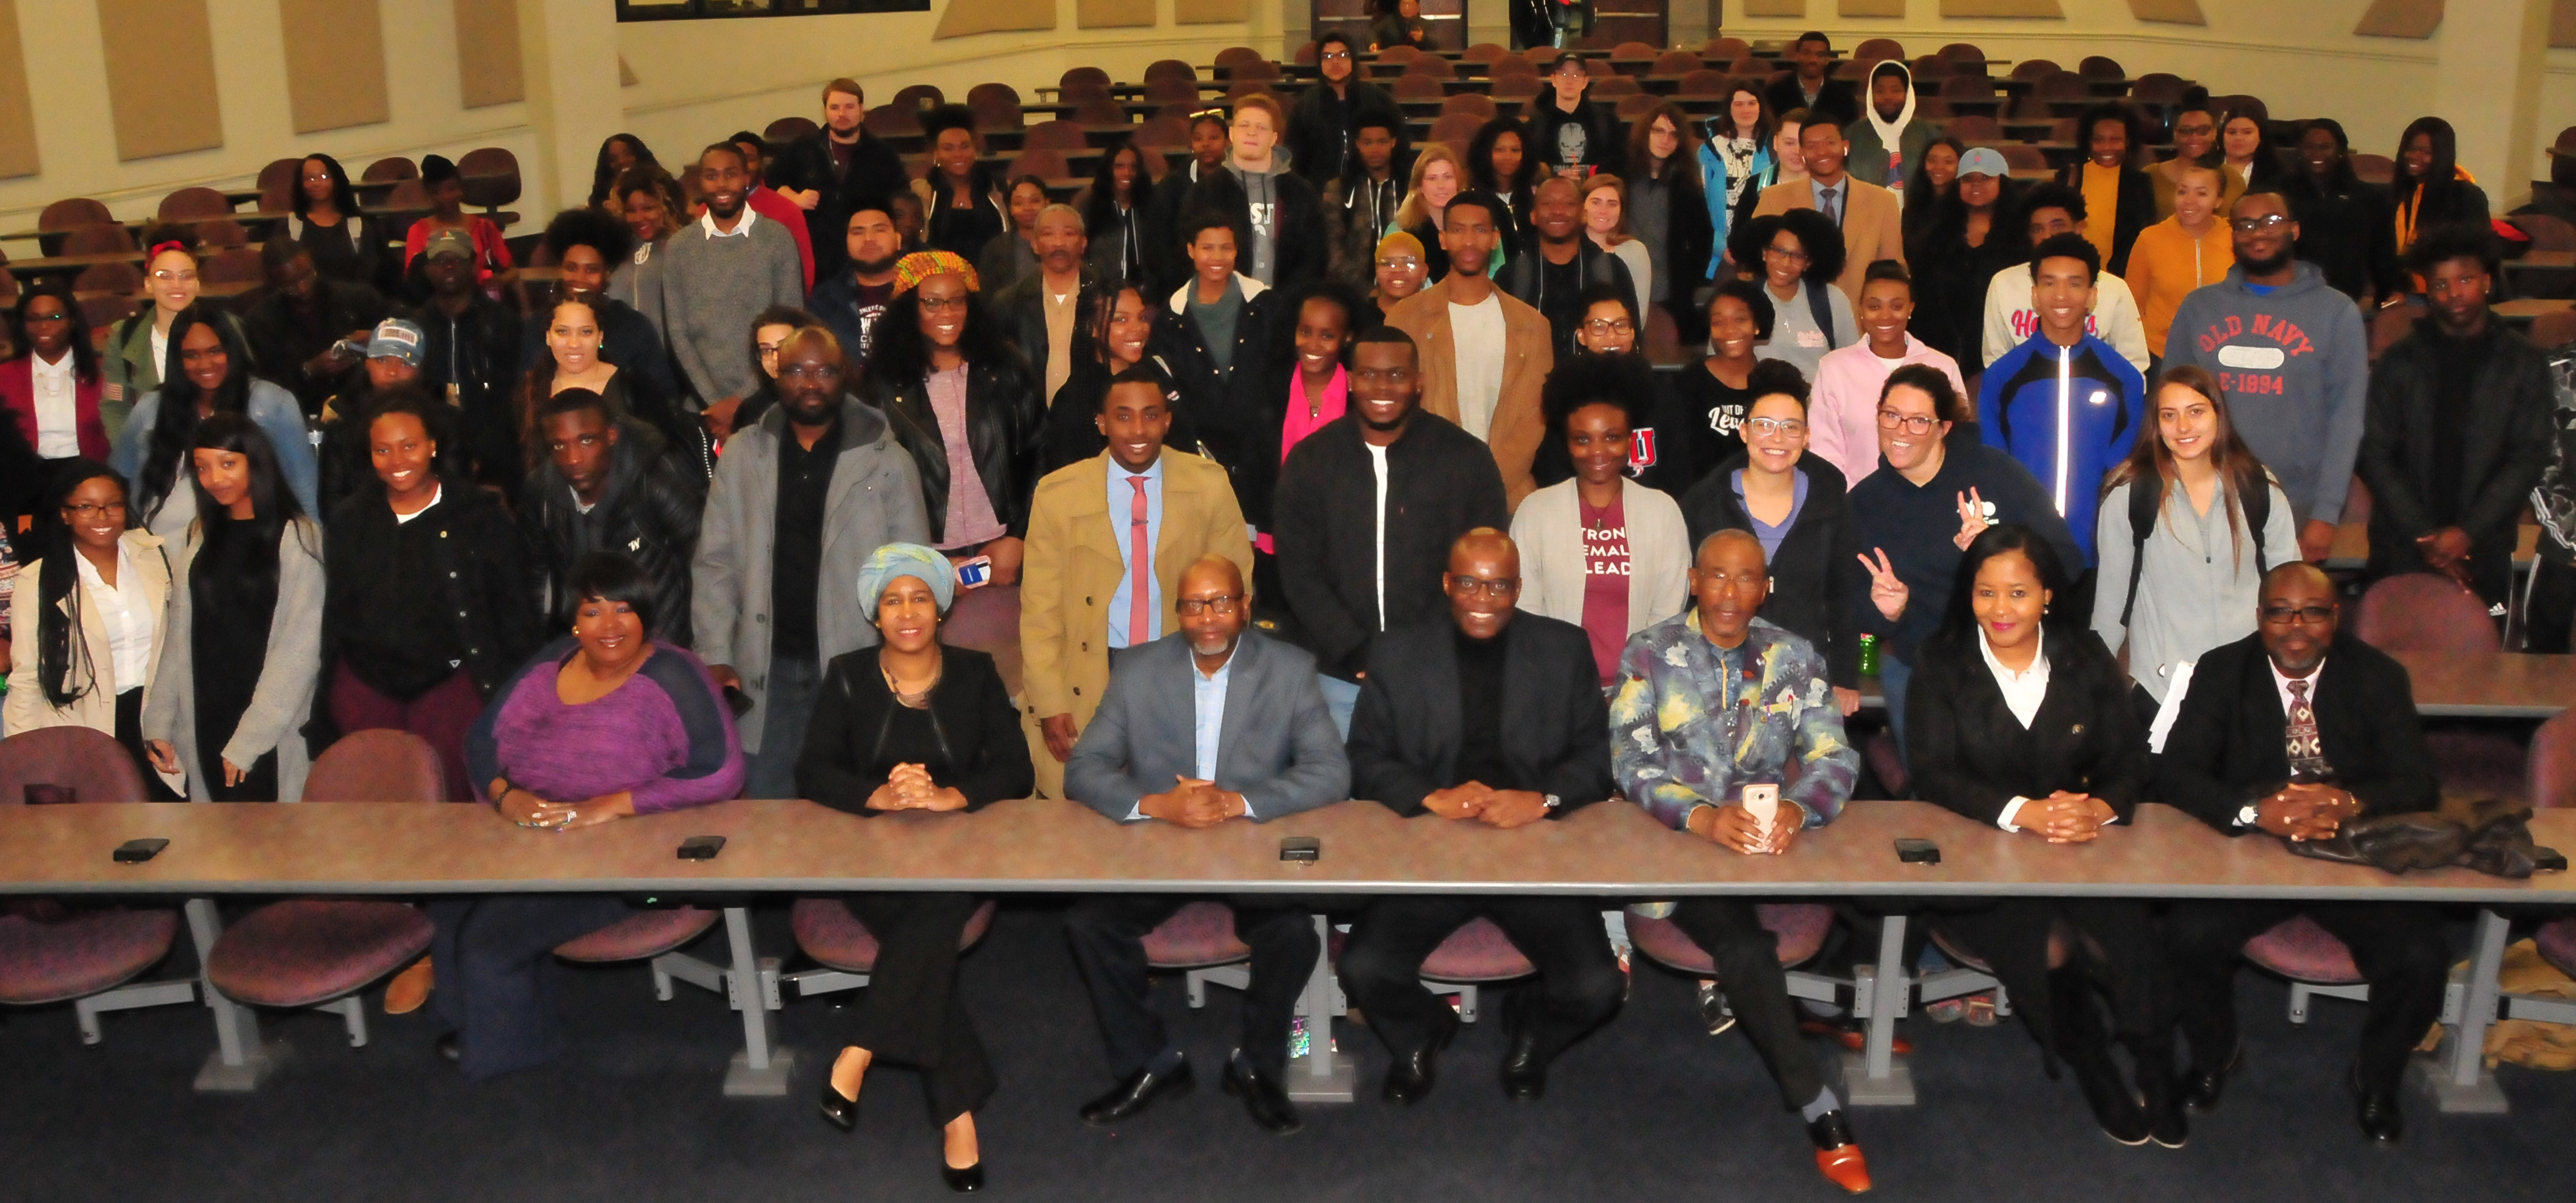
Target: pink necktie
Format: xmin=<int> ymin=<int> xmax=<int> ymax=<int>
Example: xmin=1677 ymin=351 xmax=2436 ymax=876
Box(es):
xmin=1128 ymin=476 xmax=1152 ymax=645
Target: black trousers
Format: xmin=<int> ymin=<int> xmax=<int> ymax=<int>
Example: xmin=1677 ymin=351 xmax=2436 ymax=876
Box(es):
xmin=1063 ymin=895 xmax=1319 ymax=1079
xmin=1930 ymin=897 xmax=2168 ymax=1074
xmin=426 ymin=894 xmax=638 ymax=1081
xmin=2528 ymin=559 xmax=2576 ymax=654
xmin=1340 ymin=895 xmax=1622 ymax=1066
xmin=1669 ymin=898 xmax=1825 ymax=1109
xmin=112 ymin=688 xmax=181 ymax=802
xmin=841 ymin=893 xmax=995 ymax=1124
xmin=2165 ymin=900 xmax=2450 ymax=1094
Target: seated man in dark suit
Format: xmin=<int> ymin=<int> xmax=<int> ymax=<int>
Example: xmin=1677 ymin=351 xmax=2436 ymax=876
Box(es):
xmin=1063 ymin=556 xmax=1351 ymax=1135
xmin=2157 ymin=562 xmax=2449 ymax=1146
xmin=1339 ymin=529 xmax=1624 ymax=1104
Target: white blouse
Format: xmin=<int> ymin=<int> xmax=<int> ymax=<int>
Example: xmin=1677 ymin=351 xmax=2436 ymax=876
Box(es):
xmin=30 ymin=351 xmax=79 ymax=457
xmin=75 ymin=544 xmax=155 ymax=694
xmin=1980 ymin=628 xmax=2052 ymax=833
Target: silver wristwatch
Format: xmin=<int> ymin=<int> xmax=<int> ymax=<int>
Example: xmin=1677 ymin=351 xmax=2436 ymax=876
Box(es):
xmin=1543 ymin=794 xmax=1563 ymax=812
xmin=2235 ymin=803 xmax=2260 ymax=828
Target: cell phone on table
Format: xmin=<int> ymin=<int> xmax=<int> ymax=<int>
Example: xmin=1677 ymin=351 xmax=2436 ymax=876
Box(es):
xmin=956 ymin=555 xmax=993 ymax=588
xmin=677 ymin=835 xmax=726 ymax=860
xmin=1895 ymin=838 xmax=1941 ymax=865
xmin=114 ymin=838 xmax=169 ymax=864
xmin=1279 ymin=836 xmax=1321 ymax=863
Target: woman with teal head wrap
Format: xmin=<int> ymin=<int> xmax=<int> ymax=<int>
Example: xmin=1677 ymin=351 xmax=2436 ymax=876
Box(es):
xmin=800 ymin=538 xmax=1031 ymax=1187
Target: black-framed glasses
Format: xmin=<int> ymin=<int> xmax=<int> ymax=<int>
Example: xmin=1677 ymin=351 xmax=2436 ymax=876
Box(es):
xmin=1876 ymin=410 xmax=1938 ymax=434
xmin=1448 ymin=576 xmax=1519 ymax=599
xmin=2260 ymin=603 xmax=2336 ymax=625
xmin=1763 ymin=244 xmax=1808 ymax=263
xmin=2231 ymin=213 xmax=2290 ymax=233
xmin=1581 ymin=318 xmax=1634 ymax=334
xmin=1177 ymin=594 xmax=1245 ymax=616
xmin=62 ymin=502 xmax=127 ymax=517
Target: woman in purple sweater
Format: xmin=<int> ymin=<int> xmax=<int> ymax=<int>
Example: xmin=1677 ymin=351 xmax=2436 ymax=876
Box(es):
xmin=429 ymin=552 xmax=743 ymax=1079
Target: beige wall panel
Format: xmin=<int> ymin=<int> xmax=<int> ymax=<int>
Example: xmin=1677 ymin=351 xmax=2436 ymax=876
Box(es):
xmin=1938 ymin=0 xmax=2066 ymax=14
xmin=99 ymin=0 xmax=223 ymax=161
xmin=1740 ymin=0 xmax=1808 ymax=16
xmin=935 ymin=0 xmax=1061 ymax=38
xmin=2354 ymin=0 xmax=2444 ymax=36
xmin=1840 ymin=0 xmax=1908 ymax=16
xmin=281 ymin=0 xmax=391 ymax=134
xmin=1175 ymin=0 xmax=1251 ymax=22
xmin=2128 ymin=0 xmax=2207 ymax=22
xmin=456 ymin=0 xmax=527 ymax=107
xmin=1080 ymin=0 xmax=1159 ymax=27
xmin=0 ymin=0 xmax=37 ymax=178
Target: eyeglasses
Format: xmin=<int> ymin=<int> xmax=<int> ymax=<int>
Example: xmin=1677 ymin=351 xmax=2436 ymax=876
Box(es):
xmin=1177 ymin=594 xmax=1244 ymax=616
xmin=1377 ymin=256 xmax=1423 ymax=271
xmin=1320 ymin=49 xmax=1352 ymax=61
xmin=778 ymin=363 xmax=839 ymax=381
xmin=1763 ymin=245 xmax=1808 ymax=263
xmin=918 ymin=295 xmax=970 ymax=313
xmin=1581 ymin=318 xmax=1634 ymax=334
xmin=2174 ymin=122 xmax=2215 ymax=137
xmin=1448 ymin=576 xmax=1519 ymax=599
xmin=1876 ymin=410 xmax=1939 ymax=434
xmin=1745 ymin=417 xmax=1807 ymax=437
xmin=2260 ymin=603 xmax=2337 ymax=625
xmin=150 ymin=269 xmax=199 ymax=283
xmin=1189 ymin=108 xmax=1228 ymax=121
xmin=62 ymin=502 xmax=127 ymax=517
xmin=2230 ymin=213 xmax=2290 ymax=233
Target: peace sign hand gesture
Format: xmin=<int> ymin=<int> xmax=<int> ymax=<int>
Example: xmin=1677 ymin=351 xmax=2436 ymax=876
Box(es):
xmin=1856 ymin=548 xmax=1909 ymax=621
xmin=1953 ymin=488 xmax=1992 ymax=551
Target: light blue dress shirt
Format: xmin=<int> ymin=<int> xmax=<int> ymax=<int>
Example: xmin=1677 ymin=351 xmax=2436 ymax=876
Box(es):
xmin=1194 ymin=650 xmax=1240 ymax=816
xmin=1105 ymin=451 xmax=1167 ymax=648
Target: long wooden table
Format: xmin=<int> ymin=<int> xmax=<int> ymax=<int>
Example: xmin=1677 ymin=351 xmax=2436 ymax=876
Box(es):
xmin=3 ymin=796 xmax=2567 ymax=1113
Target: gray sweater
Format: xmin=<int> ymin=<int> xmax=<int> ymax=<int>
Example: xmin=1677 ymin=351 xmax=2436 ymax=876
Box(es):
xmin=2160 ymin=263 xmax=2370 ymax=526
xmin=661 ymin=212 xmax=806 ymax=406
xmin=2089 ymin=476 xmax=2299 ymax=703
xmin=141 ymin=519 xmax=326 ymax=801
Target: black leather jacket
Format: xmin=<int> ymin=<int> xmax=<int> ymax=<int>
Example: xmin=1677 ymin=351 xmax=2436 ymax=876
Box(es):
xmin=517 ymin=417 xmax=706 ymax=645
xmin=864 ymin=354 xmax=1046 ymax=543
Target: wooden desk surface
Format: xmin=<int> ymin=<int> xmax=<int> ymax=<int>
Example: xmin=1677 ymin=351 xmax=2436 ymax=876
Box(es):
xmin=3 ymin=797 xmax=2569 ymax=905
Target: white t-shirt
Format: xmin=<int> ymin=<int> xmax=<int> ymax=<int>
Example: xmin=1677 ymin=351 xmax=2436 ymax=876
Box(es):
xmin=31 ymin=351 xmax=79 ymax=457
xmin=1367 ymin=442 xmax=1390 ymax=630
xmin=1981 ymin=266 xmax=2149 ymax=373
xmin=392 ymin=484 xmax=442 ymax=525
xmin=74 ymin=543 xmax=155 ymax=693
xmin=1448 ymin=295 xmax=1506 ymax=441
xmin=149 ymin=328 xmax=170 ymax=389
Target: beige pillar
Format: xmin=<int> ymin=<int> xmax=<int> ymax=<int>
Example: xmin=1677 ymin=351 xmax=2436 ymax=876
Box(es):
xmin=2432 ymin=0 xmax=2547 ymax=209
xmin=516 ymin=0 xmax=625 ymax=213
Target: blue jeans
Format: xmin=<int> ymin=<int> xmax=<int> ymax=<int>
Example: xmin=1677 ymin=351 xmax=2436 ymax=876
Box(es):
xmin=1878 ymin=651 xmax=1913 ymax=774
xmin=1317 ymin=675 xmax=1361 ymax=741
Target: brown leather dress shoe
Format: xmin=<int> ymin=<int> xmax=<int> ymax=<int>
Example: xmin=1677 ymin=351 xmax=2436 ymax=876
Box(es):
xmin=383 ymin=958 xmax=433 ymax=1015
xmin=1810 ymin=1111 xmax=1873 ymax=1194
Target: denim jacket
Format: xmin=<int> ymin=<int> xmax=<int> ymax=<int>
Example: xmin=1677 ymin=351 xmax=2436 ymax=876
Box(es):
xmin=1610 ymin=612 xmax=1858 ymax=832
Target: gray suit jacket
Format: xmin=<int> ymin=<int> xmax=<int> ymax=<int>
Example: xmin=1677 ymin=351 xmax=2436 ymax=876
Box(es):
xmin=690 ymin=396 xmax=928 ymax=752
xmin=1065 ymin=629 xmax=1349 ymax=822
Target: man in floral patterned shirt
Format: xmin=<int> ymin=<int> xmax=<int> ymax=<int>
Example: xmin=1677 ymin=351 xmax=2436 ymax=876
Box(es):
xmin=1608 ymin=529 xmax=1871 ymax=1196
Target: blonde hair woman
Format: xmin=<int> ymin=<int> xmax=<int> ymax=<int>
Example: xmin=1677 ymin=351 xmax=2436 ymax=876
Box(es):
xmin=1394 ymin=144 xmax=1465 ymax=281
xmin=1579 ymin=174 xmax=1654 ymax=315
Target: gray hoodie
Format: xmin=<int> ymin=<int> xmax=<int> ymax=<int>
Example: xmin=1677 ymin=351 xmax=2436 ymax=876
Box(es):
xmin=2161 ymin=261 xmax=2370 ymax=526
xmin=1229 ymin=155 xmax=1286 ymax=286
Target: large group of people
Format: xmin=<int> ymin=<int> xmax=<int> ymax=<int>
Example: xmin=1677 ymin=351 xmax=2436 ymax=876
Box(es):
xmin=1 ymin=36 xmax=2568 ymax=1199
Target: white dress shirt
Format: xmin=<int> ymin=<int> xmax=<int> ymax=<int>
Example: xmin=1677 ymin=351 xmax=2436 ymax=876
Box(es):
xmin=30 ymin=351 xmax=80 ymax=457
xmin=700 ymin=207 xmax=760 ymax=239
xmin=74 ymin=544 xmax=155 ymax=694
xmin=1981 ymin=628 xmax=2052 ymax=832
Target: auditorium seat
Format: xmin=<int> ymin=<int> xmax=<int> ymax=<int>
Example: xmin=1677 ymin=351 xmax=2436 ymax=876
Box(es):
xmin=1440 ymin=92 xmax=1497 ymax=119
xmin=2078 ymin=56 xmax=2126 ymax=80
xmin=1023 ymin=120 xmax=1091 ymax=152
xmin=1490 ymin=74 xmax=1539 ymax=104
xmin=1464 ymin=42 xmax=1510 ymax=63
xmin=255 ymin=157 xmax=302 ymax=212
xmin=1404 ymin=55 xmax=1456 ymax=79
xmin=1412 ymin=917 xmax=1535 ymax=1024
xmin=764 ymin=116 xmax=818 ymax=147
xmin=783 ymin=898 xmax=997 ymax=1001
xmin=1058 ymin=67 xmax=1110 ymax=95
xmin=1616 ymin=94 xmax=1658 ymax=120
xmin=1145 ymin=58 xmax=1197 ymax=85
xmin=1395 ymin=74 xmax=1447 ymax=102
xmin=1854 ymin=37 xmax=1905 ymax=64
xmin=1143 ymin=900 xmax=1259 ymax=1010
xmin=156 ymin=187 xmax=231 ymax=222
xmin=967 ymin=83 xmax=1025 ymax=133
xmin=195 ymin=218 xmax=248 ymax=250
xmin=2529 ymin=713 xmax=2576 ymax=983
xmin=360 ymin=156 xmax=417 ymax=184
xmin=1143 ymin=75 xmax=1201 ymax=106
xmin=1676 ymin=69 xmax=1729 ymax=98
xmin=61 ymin=223 xmax=135 ymax=258
xmin=2010 ymin=60 xmax=2061 ymax=81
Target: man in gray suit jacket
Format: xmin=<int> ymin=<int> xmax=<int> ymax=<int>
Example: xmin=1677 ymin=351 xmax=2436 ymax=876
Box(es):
xmin=1063 ymin=557 xmax=1349 ymax=1137
xmin=691 ymin=328 xmax=927 ymax=798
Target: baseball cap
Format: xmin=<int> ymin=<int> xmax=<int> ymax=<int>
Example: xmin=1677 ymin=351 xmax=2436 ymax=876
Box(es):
xmin=1957 ymin=147 xmax=2009 ymax=178
xmin=422 ymin=228 xmax=475 ymax=261
xmin=366 ymin=318 xmax=425 ymax=367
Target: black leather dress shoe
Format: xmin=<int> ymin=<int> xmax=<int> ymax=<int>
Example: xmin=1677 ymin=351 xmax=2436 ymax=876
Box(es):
xmin=940 ymin=1161 xmax=985 ymax=1193
xmin=817 ymin=1082 xmax=859 ymax=1132
xmin=436 ymin=1033 xmax=461 ymax=1064
xmin=1079 ymin=1059 xmax=1194 ymax=1126
xmin=2350 ymin=1066 xmax=2403 ymax=1146
xmin=2182 ymin=1046 xmax=2241 ymax=1114
xmin=1498 ymin=1029 xmax=1548 ymax=1102
xmin=1221 ymin=1056 xmax=1303 ymax=1134
xmin=1382 ymin=1014 xmax=1458 ymax=1105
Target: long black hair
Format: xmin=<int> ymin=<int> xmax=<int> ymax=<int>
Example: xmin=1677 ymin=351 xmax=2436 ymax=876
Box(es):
xmin=31 ymin=459 xmax=129 ymax=709
xmin=2394 ymin=116 xmax=2465 ymax=198
xmin=137 ymin=304 xmax=255 ymax=525
xmin=589 ymin=134 xmax=656 ymax=209
xmin=1467 ymin=116 xmax=1538 ymax=218
xmin=187 ymin=414 xmax=311 ymax=607
xmin=1933 ymin=524 xmax=2074 ymax=656
xmin=1081 ymin=140 xmax=1154 ymax=234
xmin=12 ymin=280 xmax=99 ymax=382
xmin=567 ymin=550 xmax=660 ymax=637
xmin=2291 ymin=118 xmax=2361 ymax=196
xmin=1903 ymin=135 xmax=1968 ymax=244
xmin=863 ymin=285 xmax=1018 ymax=388
xmin=290 ymin=153 xmax=360 ymax=221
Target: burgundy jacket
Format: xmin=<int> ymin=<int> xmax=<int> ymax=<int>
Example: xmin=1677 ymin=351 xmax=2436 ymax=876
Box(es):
xmin=0 ymin=356 xmax=109 ymax=460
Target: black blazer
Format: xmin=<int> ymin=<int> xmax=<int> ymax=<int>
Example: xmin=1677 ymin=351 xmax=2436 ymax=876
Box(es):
xmin=1764 ymin=77 xmax=1860 ymax=131
xmin=2154 ymin=630 xmax=2437 ymax=833
xmin=1347 ymin=615 xmax=1614 ymax=816
xmin=2356 ymin=321 xmax=2557 ymax=594
xmin=1906 ymin=626 xmax=2146 ymax=824
xmin=864 ymin=354 xmax=1046 ymax=543
xmin=1679 ymin=452 xmax=1863 ymax=688
xmin=1272 ymin=412 xmax=1510 ymax=679
xmin=796 ymin=645 xmax=1034 ymax=814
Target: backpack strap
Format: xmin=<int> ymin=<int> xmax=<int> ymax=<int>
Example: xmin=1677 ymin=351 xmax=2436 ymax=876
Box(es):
xmin=2118 ymin=475 xmax=2159 ymax=629
xmin=1806 ymin=282 xmax=1838 ymax=351
xmin=2242 ymin=474 xmax=2273 ymax=579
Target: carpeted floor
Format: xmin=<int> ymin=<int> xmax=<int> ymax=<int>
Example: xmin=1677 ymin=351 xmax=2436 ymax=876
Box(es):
xmin=7 ymin=900 xmax=2572 ymax=1202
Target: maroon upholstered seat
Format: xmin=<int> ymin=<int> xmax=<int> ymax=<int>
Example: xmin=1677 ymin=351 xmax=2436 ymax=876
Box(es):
xmin=0 ymin=910 xmax=182 ymax=1005
xmin=1927 ymin=928 xmax=1995 ymax=973
xmin=0 ymin=726 xmax=152 ymax=804
xmin=2537 ymin=919 xmax=2576 ymax=980
xmin=1625 ymin=904 xmax=1833 ymax=976
xmin=556 ymin=907 xmax=720 ymax=963
xmin=300 ymin=728 xmax=447 ymax=801
xmin=2243 ymin=915 xmax=2366 ymax=985
xmin=1142 ymin=900 xmax=1252 ymax=968
xmin=207 ymin=900 xmax=434 ymax=1008
xmin=789 ymin=898 xmax=997 ymax=971
xmin=1420 ymin=917 xmax=1535 ymax=981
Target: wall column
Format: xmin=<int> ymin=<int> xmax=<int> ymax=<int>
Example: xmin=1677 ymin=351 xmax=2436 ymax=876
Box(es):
xmin=516 ymin=0 xmax=624 ymax=213
xmin=2431 ymin=0 xmax=2547 ymax=207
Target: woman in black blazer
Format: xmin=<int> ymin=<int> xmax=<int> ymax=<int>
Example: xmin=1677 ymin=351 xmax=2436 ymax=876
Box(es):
xmin=2054 ymin=104 xmax=2157 ymax=278
xmin=1676 ymin=359 xmax=1862 ymax=710
xmin=798 ymin=543 xmax=1033 ymax=1192
xmin=1905 ymin=525 xmax=2175 ymax=1149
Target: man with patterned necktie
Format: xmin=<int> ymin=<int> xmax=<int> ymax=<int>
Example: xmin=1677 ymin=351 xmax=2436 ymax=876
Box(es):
xmin=2155 ymin=562 xmax=2448 ymax=1147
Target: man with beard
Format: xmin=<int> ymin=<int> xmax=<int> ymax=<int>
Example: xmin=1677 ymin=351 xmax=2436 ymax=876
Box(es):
xmin=1501 ymin=175 xmax=1637 ymax=356
xmin=693 ymin=326 xmax=929 ymax=798
xmin=1061 ymin=555 xmax=1349 ymax=1135
xmin=242 ymin=238 xmax=389 ymax=419
xmin=1271 ymin=326 xmax=1509 ymax=735
xmin=519 ymin=387 xmax=706 ymax=644
xmin=2356 ymin=222 xmax=2554 ymax=612
xmin=665 ymin=142 xmax=806 ymax=433
xmin=2162 ymin=188 xmax=2371 ymax=562
xmin=808 ymin=200 xmax=904 ymax=364
xmin=1387 ymin=190 xmax=1555 ymax=506
xmin=995 ymin=204 xmax=1095 ymax=407
xmin=766 ymin=79 xmax=910 ymax=281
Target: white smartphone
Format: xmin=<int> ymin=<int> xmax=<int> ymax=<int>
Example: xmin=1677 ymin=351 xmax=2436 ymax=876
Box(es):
xmin=1742 ymin=783 xmax=1780 ymax=844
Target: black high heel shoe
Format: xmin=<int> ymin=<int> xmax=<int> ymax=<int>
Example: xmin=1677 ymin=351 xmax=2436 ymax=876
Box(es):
xmin=942 ymin=1159 xmax=984 ymax=1192
xmin=817 ymin=1082 xmax=860 ymax=1133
